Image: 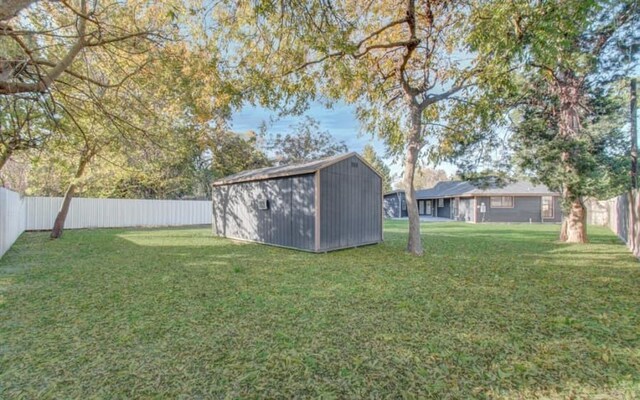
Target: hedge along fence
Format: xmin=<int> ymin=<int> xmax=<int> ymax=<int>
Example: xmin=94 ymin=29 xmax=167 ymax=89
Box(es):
xmin=585 ymin=190 xmax=640 ymax=258
xmin=0 ymin=187 xmax=212 ymax=258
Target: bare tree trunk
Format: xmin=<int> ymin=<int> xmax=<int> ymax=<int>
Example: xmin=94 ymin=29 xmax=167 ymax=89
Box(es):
xmin=559 ymin=216 xmax=568 ymax=242
xmin=0 ymin=148 xmax=12 ymax=171
xmin=559 ymin=177 xmax=588 ymax=243
xmin=633 ymin=192 xmax=640 ymax=257
xmin=403 ymin=106 xmax=423 ymax=256
xmin=563 ymin=197 xmax=587 ymax=243
xmin=556 ymin=73 xmax=588 ymax=243
xmin=627 ymin=191 xmax=637 ymax=255
xmin=50 ymin=150 xmax=92 ymax=239
xmin=631 ymin=78 xmax=637 ymax=190
xmin=629 ymin=79 xmax=638 ymax=255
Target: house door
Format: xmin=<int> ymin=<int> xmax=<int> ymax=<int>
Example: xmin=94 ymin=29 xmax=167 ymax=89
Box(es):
xmin=425 ymin=200 xmax=432 ymax=215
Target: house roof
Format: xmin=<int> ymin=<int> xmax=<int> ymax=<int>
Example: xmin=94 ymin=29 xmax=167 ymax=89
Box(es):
xmin=386 ymin=180 xmax=558 ymax=199
xmin=212 ymin=152 xmax=381 ymax=186
xmin=415 ymin=181 xmax=477 ymax=198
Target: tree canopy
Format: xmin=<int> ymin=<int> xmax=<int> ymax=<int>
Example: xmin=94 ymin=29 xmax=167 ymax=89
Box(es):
xmin=1 ymin=0 xmax=637 ymax=247
xmin=361 ymin=144 xmax=392 ymax=193
xmin=265 ymin=117 xmax=348 ymax=165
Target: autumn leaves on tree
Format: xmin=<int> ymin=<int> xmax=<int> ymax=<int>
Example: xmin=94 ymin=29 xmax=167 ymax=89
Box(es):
xmin=1 ymin=0 xmax=638 ymax=251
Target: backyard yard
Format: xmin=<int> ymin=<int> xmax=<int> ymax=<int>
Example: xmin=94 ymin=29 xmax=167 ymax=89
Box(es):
xmin=1 ymin=221 xmax=639 ymax=398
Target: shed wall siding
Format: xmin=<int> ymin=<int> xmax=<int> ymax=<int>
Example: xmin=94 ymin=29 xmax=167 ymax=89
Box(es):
xmin=212 ymin=174 xmax=316 ymax=250
xmin=319 ymin=156 xmax=383 ymax=251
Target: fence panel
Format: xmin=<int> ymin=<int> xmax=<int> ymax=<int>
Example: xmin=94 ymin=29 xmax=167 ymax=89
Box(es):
xmin=24 ymin=197 xmax=212 ymax=230
xmin=0 ymin=188 xmax=27 ymax=258
xmin=586 ymin=191 xmax=639 ymax=258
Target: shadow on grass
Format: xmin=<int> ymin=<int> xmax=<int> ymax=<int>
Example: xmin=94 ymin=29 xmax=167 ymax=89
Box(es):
xmin=0 ymin=223 xmax=638 ymax=398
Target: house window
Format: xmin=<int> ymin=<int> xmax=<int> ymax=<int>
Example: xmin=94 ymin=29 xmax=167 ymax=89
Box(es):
xmin=541 ymin=196 xmax=554 ymax=218
xmin=490 ymin=196 xmax=514 ymax=208
xmin=438 ymin=198 xmax=444 ymax=207
xmin=401 ymin=200 xmax=407 ymax=211
xmin=426 ymin=200 xmax=432 ymax=215
xmin=257 ymin=198 xmax=269 ymax=210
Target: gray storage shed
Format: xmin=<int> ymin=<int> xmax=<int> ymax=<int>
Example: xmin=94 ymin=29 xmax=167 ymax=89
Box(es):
xmin=211 ymin=152 xmax=383 ymax=252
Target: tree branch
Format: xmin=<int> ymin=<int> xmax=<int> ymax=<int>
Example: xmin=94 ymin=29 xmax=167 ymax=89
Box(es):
xmin=0 ymin=0 xmax=88 ymax=95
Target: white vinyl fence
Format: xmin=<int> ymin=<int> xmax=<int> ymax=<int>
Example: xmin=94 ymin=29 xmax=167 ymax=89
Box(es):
xmin=0 ymin=187 xmax=212 ymax=258
xmin=25 ymin=197 xmax=212 ymax=230
xmin=585 ymin=191 xmax=640 ymax=258
xmin=0 ymin=188 xmax=27 ymax=258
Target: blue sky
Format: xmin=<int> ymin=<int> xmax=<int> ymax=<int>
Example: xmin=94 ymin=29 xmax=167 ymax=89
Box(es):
xmin=230 ymin=101 xmax=459 ymax=184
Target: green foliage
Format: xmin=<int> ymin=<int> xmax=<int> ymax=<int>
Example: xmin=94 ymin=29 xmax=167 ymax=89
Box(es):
xmin=1 ymin=222 xmax=639 ymax=397
xmin=361 ymin=144 xmax=392 ymax=193
xmin=395 ymin=167 xmax=450 ymax=190
xmin=265 ymin=116 xmax=348 ymax=165
xmin=22 ymin=126 xmax=271 ymax=198
xmin=464 ymin=0 xmax=638 ymax=208
xmin=469 ymin=0 xmax=638 ymax=79
xmin=1 ymin=0 xmax=257 ymax=200
xmin=217 ymin=1 xmax=511 ymax=158
xmin=211 ymin=131 xmax=271 ymax=178
xmin=0 ymin=96 xmax=56 ymax=166
xmin=511 ymin=79 xmax=630 ymax=200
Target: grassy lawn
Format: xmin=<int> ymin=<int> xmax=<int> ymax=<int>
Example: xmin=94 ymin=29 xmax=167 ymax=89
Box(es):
xmin=1 ymin=221 xmax=639 ymax=399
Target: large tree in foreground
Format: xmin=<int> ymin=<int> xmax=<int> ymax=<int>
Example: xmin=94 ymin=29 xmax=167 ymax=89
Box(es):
xmin=512 ymin=80 xmax=629 ymax=206
xmin=471 ymin=0 xmax=639 ymax=243
xmin=222 ymin=0 xmax=507 ymax=255
xmin=0 ymin=0 xmax=169 ymax=96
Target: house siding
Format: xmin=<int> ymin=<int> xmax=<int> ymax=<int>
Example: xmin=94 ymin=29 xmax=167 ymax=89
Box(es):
xmin=212 ymin=174 xmax=316 ymax=251
xmin=434 ymin=198 xmax=451 ymax=218
xmin=384 ymin=192 xmax=409 ymax=218
xmin=320 ymin=156 xmax=383 ymax=251
xmin=383 ymin=193 xmax=400 ymax=218
xmin=456 ymin=198 xmax=474 ymax=222
xmin=474 ymin=195 xmax=562 ymax=223
xmin=399 ymin=192 xmax=408 ymax=217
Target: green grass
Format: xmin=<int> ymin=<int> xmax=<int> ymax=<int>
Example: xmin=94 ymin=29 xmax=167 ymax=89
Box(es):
xmin=1 ymin=221 xmax=639 ymax=399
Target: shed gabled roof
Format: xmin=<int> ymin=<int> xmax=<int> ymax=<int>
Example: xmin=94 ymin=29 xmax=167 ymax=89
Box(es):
xmin=212 ymin=152 xmax=380 ymax=186
xmin=386 ymin=179 xmax=559 ymax=199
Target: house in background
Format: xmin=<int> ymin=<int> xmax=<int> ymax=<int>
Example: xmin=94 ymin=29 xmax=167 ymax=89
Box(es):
xmin=384 ymin=180 xmax=562 ymax=223
xmin=383 ymin=189 xmax=408 ymax=218
xmin=212 ymin=153 xmax=383 ymax=252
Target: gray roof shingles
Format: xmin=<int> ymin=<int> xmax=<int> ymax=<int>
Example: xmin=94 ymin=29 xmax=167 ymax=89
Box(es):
xmin=388 ymin=180 xmax=558 ymax=199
